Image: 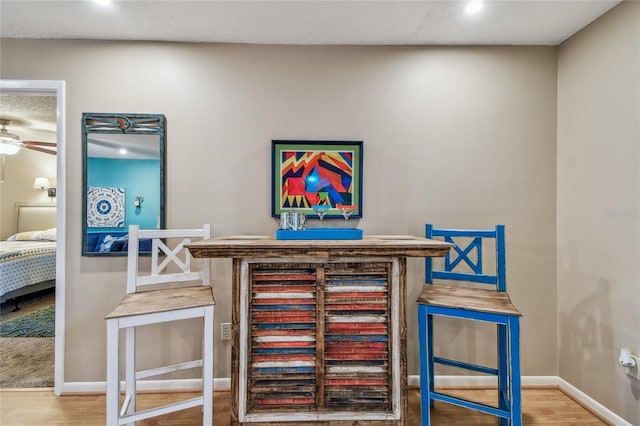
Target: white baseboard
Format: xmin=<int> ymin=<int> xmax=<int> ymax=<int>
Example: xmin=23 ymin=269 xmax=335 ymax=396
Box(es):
xmin=407 ymin=374 xmax=559 ymax=388
xmin=61 ymin=376 xmax=629 ymax=425
xmin=61 ymin=378 xmax=230 ymax=394
xmin=558 ymin=378 xmax=632 ymax=426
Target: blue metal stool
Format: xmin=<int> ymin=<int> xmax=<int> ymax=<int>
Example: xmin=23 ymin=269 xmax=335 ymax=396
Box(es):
xmin=417 ymin=224 xmax=522 ymax=425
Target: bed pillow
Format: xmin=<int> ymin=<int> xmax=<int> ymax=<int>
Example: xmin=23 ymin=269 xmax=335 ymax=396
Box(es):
xmin=122 ymin=238 xmax=153 ymax=252
xmin=7 ymin=228 xmax=57 ymax=241
xmin=96 ymin=234 xmax=129 ymax=253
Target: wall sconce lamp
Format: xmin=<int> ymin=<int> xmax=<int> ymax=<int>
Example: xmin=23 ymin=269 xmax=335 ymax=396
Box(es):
xmin=134 ymin=195 xmax=144 ymax=208
xmin=33 ymin=177 xmax=56 ymax=198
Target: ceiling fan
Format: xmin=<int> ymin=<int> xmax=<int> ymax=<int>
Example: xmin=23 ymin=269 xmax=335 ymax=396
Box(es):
xmin=0 ymin=118 xmax=56 ymax=156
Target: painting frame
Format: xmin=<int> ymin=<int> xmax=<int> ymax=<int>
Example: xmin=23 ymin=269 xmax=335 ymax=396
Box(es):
xmin=271 ymin=140 xmax=363 ymax=219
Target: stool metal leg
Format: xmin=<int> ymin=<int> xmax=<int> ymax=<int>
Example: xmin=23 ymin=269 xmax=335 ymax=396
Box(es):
xmin=418 ymin=304 xmax=431 ymax=426
xmin=509 ymin=317 xmax=522 ymax=426
xmin=427 ymin=312 xmax=435 ymax=408
xmin=498 ymin=323 xmax=508 ymax=426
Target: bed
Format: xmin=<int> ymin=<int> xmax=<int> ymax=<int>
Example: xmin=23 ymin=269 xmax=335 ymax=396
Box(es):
xmin=0 ymin=203 xmax=57 ymax=309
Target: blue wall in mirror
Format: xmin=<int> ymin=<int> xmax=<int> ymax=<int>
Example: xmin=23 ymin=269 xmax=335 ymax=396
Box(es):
xmin=87 ymin=158 xmax=160 ymax=232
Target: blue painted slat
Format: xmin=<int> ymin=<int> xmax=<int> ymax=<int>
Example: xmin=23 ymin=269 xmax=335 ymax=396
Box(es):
xmin=431 ymin=391 xmax=510 ymax=419
xmin=254 ymin=323 xmax=316 ymax=329
xmin=432 ymin=270 xmax=497 ymax=284
xmin=325 ymin=360 xmax=386 ymax=366
xmin=253 ymin=380 xmax=315 ymax=388
xmin=430 ymin=229 xmax=497 ymax=238
xmin=325 ymin=335 xmax=387 ymax=342
xmin=253 ymin=367 xmax=315 ymax=374
xmin=445 ymin=237 xmax=482 ymax=274
xmin=326 ymin=311 xmax=386 ymax=316
xmin=254 ymin=392 xmax=315 ymax=398
xmin=425 ymin=305 xmax=511 ymax=325
xmin=253 ymin=348 xmax=316 ymax=355
xmin=326 ymin=279 xmax=387 ymax=285
xmin=496 ymin=224 xmax=507 ymax=292
xmin=508 ymin=316 xmax=522 ymax=425
xmin=253 ymin=304 xmax=315 ymax=310
xmin=498 ymin=322 xmax=509 ymax=418
xmin=433 ymin=356 xmax=498 ymax=375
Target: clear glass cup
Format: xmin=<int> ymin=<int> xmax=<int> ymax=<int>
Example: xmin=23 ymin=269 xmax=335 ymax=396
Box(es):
xmin=311 ymin=204 xmax=330 ymax=228
xmin=337 ymin=204 xmax=356 ymax=228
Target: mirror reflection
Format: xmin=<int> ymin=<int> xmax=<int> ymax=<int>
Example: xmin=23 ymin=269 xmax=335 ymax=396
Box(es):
xmin=82 ymin=113 xmax=166 ymax=256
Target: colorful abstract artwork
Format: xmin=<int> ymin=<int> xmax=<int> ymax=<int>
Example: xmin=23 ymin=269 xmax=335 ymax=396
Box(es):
xmin=271 ymin=140 xmax=363 ymax=218
xmin=87 ymin=186 xmax=126 ymax=228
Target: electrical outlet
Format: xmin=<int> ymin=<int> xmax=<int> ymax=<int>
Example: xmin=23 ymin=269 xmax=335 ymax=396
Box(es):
xmin=221 ymin=323 xmax=232 ymax=341
xmin=625 ymin=355 xmax=640 ymax=380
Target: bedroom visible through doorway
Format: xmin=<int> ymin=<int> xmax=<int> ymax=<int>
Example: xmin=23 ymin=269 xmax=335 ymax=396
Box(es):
xmin=0 ymin=92 xmax=58 ymax=389
xmin=0 ymin=79 xmax=66 ymax=395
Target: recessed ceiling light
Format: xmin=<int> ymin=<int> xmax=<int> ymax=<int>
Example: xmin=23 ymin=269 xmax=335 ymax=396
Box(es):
xmin=465 ymin=1 xmax=483 ymax=15
xmin=92 ymin=0 xmax=112 ymax=5
xmin=119 ymin=148 xmax=127 ymax=155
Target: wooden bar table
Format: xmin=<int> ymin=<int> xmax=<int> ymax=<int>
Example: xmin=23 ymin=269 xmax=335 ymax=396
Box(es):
xmin=187 ymin=235 xmax=452 ymax=426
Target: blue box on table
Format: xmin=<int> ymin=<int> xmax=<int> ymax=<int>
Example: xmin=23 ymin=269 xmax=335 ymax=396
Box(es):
xmin=275 ymin=228 xmax=363 ymax=240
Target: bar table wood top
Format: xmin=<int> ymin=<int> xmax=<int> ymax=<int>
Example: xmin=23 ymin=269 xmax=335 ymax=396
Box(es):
xmin=186 ymin=235 xmax=453 ymax=259
xmin=187 ymin=235 xmax=452 ymax=426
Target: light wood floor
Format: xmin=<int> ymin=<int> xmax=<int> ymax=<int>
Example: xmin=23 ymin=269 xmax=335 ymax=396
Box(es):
xmin=0 ymin=387 xmax=607 ymax=425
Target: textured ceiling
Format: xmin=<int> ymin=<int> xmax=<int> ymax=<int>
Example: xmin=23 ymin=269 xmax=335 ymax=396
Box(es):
xmin=0 ymin=0 xmax=621 ymax=46
xmin=0 ymin=95 xmax=56 ymax=130
xmin=0 ymin=94 xmax=57 ymax=143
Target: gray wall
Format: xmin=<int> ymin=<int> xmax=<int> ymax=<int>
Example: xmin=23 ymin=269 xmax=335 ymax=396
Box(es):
xmin=0 ymin=40 xmax=559 ymax=384
xmin=558 ymin=1 xmax=640 ymax=423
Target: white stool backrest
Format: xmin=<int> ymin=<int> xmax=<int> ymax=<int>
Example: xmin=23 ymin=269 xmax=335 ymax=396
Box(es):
xmin=126 ymin=224 xmax=211 ymax=294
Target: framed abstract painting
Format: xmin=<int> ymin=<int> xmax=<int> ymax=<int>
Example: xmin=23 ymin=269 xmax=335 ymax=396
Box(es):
xmin=271 ymin=140 xmax=363 ymax=218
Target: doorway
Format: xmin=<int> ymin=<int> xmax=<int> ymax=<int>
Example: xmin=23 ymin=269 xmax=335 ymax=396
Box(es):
xmin=0 ymin=80 xmax=66 ymax=395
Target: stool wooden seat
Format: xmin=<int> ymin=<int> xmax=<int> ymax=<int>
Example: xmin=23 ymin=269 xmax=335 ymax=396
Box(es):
xmin=106 ymin=286 xmax=214 ymax=319
xmin=105 ymin=225 xmax=214 ymax=426
xmin=417 ymin=224 xmax=522 ymax=426
xmin=417 ymin=284 xmax=520 ymax=317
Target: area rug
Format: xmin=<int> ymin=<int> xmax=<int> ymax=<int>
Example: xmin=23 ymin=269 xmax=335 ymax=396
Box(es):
xmin=0 ymin=304 xmax=55 ymax=337
xmin=0 ymin=337 xmax=54 ymax=387
xmin=0 ymin=304 xmax=55 ymax=388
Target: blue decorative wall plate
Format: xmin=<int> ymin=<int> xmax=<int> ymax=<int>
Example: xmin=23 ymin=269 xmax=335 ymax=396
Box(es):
xmin=87 ymin=187 xmax=125 ymax=228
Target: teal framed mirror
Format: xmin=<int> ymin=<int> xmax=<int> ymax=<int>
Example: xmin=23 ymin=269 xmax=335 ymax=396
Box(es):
xmin=82 ymin=113 xmax=166 ymax=256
